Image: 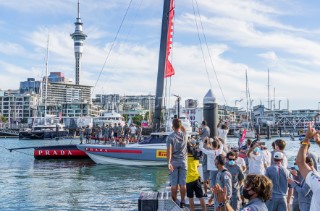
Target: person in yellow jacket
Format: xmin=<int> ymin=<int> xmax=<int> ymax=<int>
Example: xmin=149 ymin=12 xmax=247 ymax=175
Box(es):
xmin=186 ymin=141 xmax=207 ymax=211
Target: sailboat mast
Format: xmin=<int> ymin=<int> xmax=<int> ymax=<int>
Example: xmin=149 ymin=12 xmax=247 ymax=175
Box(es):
xmin=246 ymin=70 xmax=249 ymax=123
xmin=268 ymin=68 xmax=270 ymax=109
xmin=45 ymin=34 xmax=49 ymax=121
xmin=153 ymin=0 xmax=172 ymax=131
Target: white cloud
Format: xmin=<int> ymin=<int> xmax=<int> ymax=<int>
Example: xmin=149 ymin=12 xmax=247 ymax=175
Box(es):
xmin=0 ymin=0 xmax=320 ymax=110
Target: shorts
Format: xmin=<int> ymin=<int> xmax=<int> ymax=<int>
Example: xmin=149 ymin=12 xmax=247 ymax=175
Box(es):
xmin=187 ymin=178 xmax=204 ymax=198
xmin=202 ymin=166 xmax=210 ymax=180
xmin=169 ymin=164 xmax=187 ymax=186
xmin=210 ymin=170 xmax=218 ymax=187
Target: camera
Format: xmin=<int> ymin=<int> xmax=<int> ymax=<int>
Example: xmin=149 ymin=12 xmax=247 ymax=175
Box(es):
xmin=187 ymin=140 xmax=202 ymax=160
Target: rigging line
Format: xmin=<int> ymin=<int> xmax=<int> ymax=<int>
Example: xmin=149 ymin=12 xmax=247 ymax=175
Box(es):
xmin=92 ymin=0 xmax=134 ymax=93
xmin=122 ymin=0 xmax=144 ymax=44
xmin=194 ymin=0 xmax=228 ymax=105
xmin=191 ymin=0 xmax=212 ymax=90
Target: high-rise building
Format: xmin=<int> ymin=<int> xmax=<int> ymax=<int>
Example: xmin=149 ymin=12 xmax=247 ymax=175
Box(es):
xmin=70 ymin=0 xmax=87 ymax=85
xmin=19 ymin=78 xmax=41 ymax=94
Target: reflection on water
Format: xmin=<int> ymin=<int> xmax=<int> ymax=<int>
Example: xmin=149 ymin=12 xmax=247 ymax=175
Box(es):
xmin=0 ymin=137 xmax=318 ymax=210
xmin=0 ymin=138 xmax=169 ymax=210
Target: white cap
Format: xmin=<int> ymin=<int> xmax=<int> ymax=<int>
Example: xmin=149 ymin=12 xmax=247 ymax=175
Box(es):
xmin=210 ymin=138 xmax=214 ymax=143
xmin=274 ymin=152 xmax=283 ymax=160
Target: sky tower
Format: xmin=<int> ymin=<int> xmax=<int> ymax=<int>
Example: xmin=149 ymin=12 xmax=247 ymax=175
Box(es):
xmin=70 ymin=0 xmax=87 ymax=85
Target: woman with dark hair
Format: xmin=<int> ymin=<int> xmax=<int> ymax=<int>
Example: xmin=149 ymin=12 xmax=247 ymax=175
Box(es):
xmin=213 ymin=174 xmax=272 ymax=211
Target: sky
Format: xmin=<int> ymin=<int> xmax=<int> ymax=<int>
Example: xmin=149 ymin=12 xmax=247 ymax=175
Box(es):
xmin=0 ymin=0 xmax=320 ymax=110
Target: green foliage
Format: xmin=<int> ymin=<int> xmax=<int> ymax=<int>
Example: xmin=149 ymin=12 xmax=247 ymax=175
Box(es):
xmin=132 ymin=114 xmax=143 ymax=126
xmin=123 ymin=114 xmax=129 ymax=122
xmin=0 ymin=115 xmax=6 ymax=123
xmin=144 ymin=112 xmax=149 ymax=120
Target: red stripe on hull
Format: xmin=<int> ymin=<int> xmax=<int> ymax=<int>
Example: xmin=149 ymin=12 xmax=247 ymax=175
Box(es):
xmin=85 ymin=148 xmax=142 ymax=154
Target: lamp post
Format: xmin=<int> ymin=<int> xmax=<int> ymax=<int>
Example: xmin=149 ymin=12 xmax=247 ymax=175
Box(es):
xmin=279 ymin=100 xmax=282 ymax=110
xmin=173 ymin=94 xmax=181 ymax=119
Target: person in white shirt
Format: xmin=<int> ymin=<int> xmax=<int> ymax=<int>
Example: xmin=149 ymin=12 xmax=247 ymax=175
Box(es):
xmin=234 ymin=150 xmax=246 ymax=173
xmin=261 ymin=146 xmax=272 ymax=167
xmin=129 ymin=124 xmax=137 ymax=142
xmin=246 ymin=142 xmax=268 ymax=175
xmin=217 ymin=120 xmax=229 ymax=145
xmin=296 ymin=122 xmax=320 ymax=211
xmin=199 ymin=137 xmax=225 ymax=203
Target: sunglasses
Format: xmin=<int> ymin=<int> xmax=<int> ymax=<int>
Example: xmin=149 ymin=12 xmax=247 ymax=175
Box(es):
xmin=228 ymin=158 xmax=235 ymax=161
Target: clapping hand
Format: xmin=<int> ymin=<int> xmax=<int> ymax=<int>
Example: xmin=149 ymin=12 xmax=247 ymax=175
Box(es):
xmin=211 ymin=184 xmax=228 ymax=204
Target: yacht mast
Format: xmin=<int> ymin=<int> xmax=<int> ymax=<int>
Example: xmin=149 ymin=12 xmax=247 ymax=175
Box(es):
xmin=246 ymin=70 xmax=249 ymax=124
xmin=153 ymin=0 xmax=172 ymax=131
xmin=44 ymin=34 xmax=49 ymax=123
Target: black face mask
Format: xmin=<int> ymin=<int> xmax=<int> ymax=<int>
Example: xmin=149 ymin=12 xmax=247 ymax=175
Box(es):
xmin=242 ymin=188 xmax=254 ymax=200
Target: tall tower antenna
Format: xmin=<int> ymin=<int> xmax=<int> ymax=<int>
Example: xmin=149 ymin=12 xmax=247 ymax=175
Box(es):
xmin=70 ymin=0 xmax=87 ymax=85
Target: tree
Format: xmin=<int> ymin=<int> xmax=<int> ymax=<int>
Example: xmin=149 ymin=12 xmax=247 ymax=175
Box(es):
xmin=0 ymin=115 xmax=6 ymax=123
xmin=123 ymin=114 xmax=129 ymax=122
xmin=132 ymin=114 xmax=143 ymax=126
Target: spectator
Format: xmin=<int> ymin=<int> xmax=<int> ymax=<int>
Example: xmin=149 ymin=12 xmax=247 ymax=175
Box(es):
xmin=261 ymin=145 xmax=271 ymax=167
xmin=166 ymin=118 xmax=187 ymax=208
xmin=265 ymin=152 xmax=292 ymax=211
xmin=233 ymin=149 xmax=246 ymax=172
xmin=211 ymin=154 xmax=232 ymax=208
xmin=186 ymin=141 xmax=207 ymax=211
xmin=85 ymin=125 xmax=91 ymax=144
xmin=130 ymin=124 xmax=137 ymax=142
xmin=117 ymin=123 xmax=123 ymax=138
xmin=199 ymin=137 xmax=212 ymax=198
xmin=289 ymin=157 xmax=314 ymax=211
xmin=199 ymin=120 xmax=210 ymax=141
xmin=296 ymin=122 xmax=320 ymax=210
xmin=79 ymin=127 xmax=84 ymax=144
xmin=271 ymin=139 xmax=288 ymax=168
xmin=113 ymin=123 xmax=117 ymax=139
xmin=226 ymin=151 xmax=244 ymax=211
xmin=200 ymin=137 xmax=224 ymax=198
xmin=123 ymin=123 xmax=130 ymax=139
xmin=218 ymin=120 xmax=229 ymax=145
xmin=213 ymin=174 xmax=272 ymax=211
xmin=246 ymin=142 xmax=268 ymax=175
xmin=289 ymin=162 xmax=303 ymax=211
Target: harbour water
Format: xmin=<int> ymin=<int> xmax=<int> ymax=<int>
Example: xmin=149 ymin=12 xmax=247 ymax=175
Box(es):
xmin=0 ymin=137 xmax=318 ymax=210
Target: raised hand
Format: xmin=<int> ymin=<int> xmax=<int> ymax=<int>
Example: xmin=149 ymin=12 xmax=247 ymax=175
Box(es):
xmin=305 ymin=122 xmax=318 ymax=140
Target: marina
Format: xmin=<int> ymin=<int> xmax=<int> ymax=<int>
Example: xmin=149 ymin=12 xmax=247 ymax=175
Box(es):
xmin=0 ymin=136 xmax=317 ymax=210
xmin=1 ymin=0 xmax=320 ymax=210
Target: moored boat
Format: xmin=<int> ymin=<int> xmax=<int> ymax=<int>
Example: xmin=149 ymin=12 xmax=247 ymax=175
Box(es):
xmin=19 ymin=115 xmax=69 ymax=140
xmin=34 ymin=144 xmax=88 ymax=159
xmin=77 ymin=132 xmax=169 ymax=166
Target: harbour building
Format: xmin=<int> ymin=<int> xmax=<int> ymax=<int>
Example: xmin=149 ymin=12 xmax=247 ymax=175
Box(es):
xmin=38 ymin=80 xmax=99 ymax=118
xmin=20 ymin=78 xmax=41 ymax=94
xmin=0 ymin=90 xmax=39 ymax=126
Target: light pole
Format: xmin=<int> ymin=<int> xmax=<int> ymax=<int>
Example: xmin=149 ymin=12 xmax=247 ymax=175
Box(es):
xmin=279 ymin=100 xmax=282 ymax=110
xmin=173 ymin=94 xmax=181 ymax=119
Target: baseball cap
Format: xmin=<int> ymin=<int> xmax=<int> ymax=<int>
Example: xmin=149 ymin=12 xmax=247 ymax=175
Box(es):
xmin=274 ymin=152 xmax=283 ymax=160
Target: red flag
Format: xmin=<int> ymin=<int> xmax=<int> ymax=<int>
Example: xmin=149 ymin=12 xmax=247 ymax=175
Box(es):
xmin=164 ymin=0 xmax=175 ymax=78
xmin=239 ymin=129 xmax=247 ymax=146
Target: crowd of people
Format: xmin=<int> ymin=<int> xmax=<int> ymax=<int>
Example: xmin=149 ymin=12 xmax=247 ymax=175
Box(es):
xmin=166 ymin=118 xmax=320 ymax=211
xmin=78 ymin=122 xmax=142 ymax=145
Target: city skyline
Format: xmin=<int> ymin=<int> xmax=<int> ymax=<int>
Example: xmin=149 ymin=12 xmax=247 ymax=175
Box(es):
xmin=1 ymin=1 xmax=320 ymax=110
